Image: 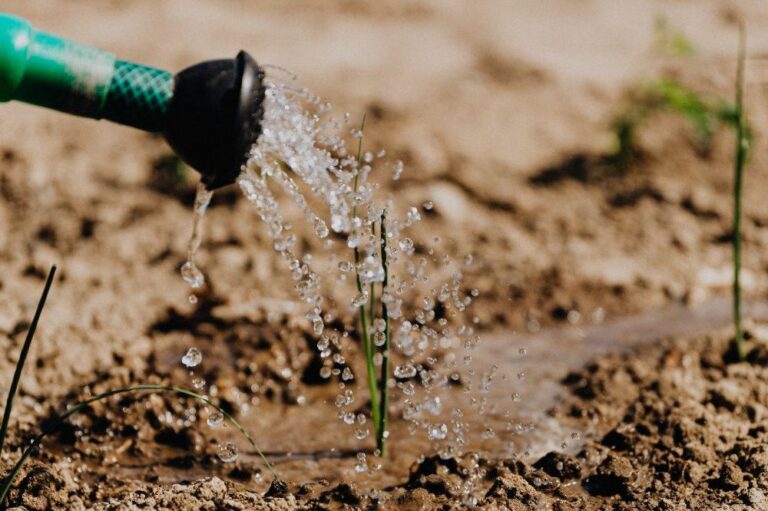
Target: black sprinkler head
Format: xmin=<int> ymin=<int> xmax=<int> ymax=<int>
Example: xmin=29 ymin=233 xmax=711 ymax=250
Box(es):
xmin=164 ymin=51 xmax=266 ymax=189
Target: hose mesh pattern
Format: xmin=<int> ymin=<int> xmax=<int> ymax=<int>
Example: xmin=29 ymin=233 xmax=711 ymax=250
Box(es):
xmin=102 ymin=61 xmax=173 ymax=132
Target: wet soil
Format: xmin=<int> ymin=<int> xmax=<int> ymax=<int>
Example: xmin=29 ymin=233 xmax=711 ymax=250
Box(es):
xmin=3 ymin=0 xmax=768 ymax=509
xmin=8 ymin=320 xmax=768 ymax=509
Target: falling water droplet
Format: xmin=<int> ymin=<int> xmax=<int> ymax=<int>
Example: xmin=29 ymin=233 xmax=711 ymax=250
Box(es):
xmin=217 ymin=442 xmax=239 ymax=463
xmin=181 ymin=261 xmax=204 ymax=288
xmin=394 ymin=364 xmax=417 ymax=379
xmin=182 ymin=348 xmax=202 ymax=368
xmin=354 ymin=452 xmax=368 ymax=473
xmin=314 ymin=217 xmax=329 ymax=239
xmin=351 ymin=292 xmax=368 ymax=307
xmin=207 ymin=411 xmax=224 ymax=428
xmin=427 ymin=424 xmax=448 ymax=440
xmin=373 ymin=331 xmax=386 ymax=347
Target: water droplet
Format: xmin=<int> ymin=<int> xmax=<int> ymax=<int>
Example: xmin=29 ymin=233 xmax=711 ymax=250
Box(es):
xmin=207 ymin=411 xmax=224 ymax=428
xmin=313 ymin=318 xmax=324 ymax=336
xmin=351 ymin=292 xmax=368 ymax=308
xmin=394 ymin=364 xmax=417 ymax=379
xmin=400 ymin=381 xmax=415 ymax=396
xmin=188 ymin=294 xmax=198 ymax=304
xmin=217 ymin=442 xmax=239 ymax=463
xmin=313 ymin=217 xmax=329 ymax=239
xmin=360 ymin=255 xmax=385 ymax=284
xmin=427 ymin=424 xmax=448 ymax=440
xmin=182 ymin=348 xmax=202 ymax=368
xmin=181 ymin=261 xmax=204 ymax=288
xmin=373 ymin=331 xmax=386 ymax=346
xmin=422 ymin=396 xmax=442 ymax=416
xmin=192 ymin=377 xmax=206 ymax=389
xmin=399 ymin=238 xmax=414 ymax=253
xmin=354 ymin=452 xmax=368 ymax=473
xmin=422 ymin=200 xmax=433 ymax=210
xmin=393 ymin=160 xmax=404 ymax=180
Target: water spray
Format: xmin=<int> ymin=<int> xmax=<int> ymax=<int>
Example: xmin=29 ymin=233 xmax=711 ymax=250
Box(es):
xmin=0 ymin=13 xmax=265 ymax=189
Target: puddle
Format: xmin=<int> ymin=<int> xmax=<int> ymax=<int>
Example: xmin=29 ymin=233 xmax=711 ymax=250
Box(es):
xmin=184 ymin=295 xmax=768 ymax=488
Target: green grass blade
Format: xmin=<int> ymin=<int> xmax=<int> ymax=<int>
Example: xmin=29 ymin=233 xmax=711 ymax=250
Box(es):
xmin=0 ymin=265 xmax=56 ymax=454
xmin=732 ymin=24 xmax=748 ymax=361
xmin=350 ymin=114 xmax=381 ymax=439
xmin=377 ymin=211 xmax=391 ymax=456
xmin=0 ymin=384 xmax=276 ymax=506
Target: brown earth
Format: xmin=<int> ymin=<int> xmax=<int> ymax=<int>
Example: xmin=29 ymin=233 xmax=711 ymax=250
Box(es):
xmin=2 ymin=0 xmax=768 ymax=509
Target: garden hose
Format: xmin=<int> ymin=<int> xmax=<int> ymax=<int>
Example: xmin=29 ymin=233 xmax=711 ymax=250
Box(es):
xmin=0 ymin=13 xmax=265 ymax=189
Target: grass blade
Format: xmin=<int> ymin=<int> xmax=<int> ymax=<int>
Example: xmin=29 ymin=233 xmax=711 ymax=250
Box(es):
xmin=0 ymin=265 xmax=57 ymax=454
xmin=732 ymin=24 xmax=748 ymax=361
xmin=377 ymin=211 xmax=391 ymax=455
xmin=350 ymin=114 xmax=381 ymax=438
xmin=0 ymin=384 xmax=276 ymax=506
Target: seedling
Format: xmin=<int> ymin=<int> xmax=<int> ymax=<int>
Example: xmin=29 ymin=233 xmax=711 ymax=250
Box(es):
xmin=0 ymin=266 xmax=275 ymax=508
xmin=610 ymin=78 xmax=739 ymax=168
xmin=731 ymin=26 xmax=749 ymax=361
xmin=351 ymin=116 xmax=392 ymax=456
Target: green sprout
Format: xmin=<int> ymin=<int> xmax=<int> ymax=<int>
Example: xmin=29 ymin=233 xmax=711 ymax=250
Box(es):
xmin=350 ymin=116 xmax=391 ymax=455
xmin=731 ymin=25 xmax=749 ymax=361
xmin=611 ymin=78 xmax=742 ymax=169
xmin=0 ymin=266 xmax=275 ymax=508
xmin=654 ymin=16 xmax=695 ymax=57
xmin=0 ymin=265 xmax=57 ymax=455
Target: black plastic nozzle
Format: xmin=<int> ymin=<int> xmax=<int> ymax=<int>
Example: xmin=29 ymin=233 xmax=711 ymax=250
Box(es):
xmin=164 ymin=51 xmax=265 ymax=189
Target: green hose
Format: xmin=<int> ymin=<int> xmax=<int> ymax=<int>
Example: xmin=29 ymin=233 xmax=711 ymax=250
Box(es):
xmin=0 ymin=13 xmax=172 ymax=132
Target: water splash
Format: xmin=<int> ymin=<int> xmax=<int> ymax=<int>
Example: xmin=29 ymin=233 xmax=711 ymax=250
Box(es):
xmin=178 ymin=76 xmax=518 ymax=469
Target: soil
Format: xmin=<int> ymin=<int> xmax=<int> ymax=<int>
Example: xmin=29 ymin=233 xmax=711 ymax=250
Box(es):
xmin=2 ymin=0 xmax=768 ymax=509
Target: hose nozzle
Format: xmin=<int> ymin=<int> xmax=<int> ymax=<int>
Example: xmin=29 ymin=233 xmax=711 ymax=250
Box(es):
xmin=0 ymin=13 xmax=265 ymax=189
